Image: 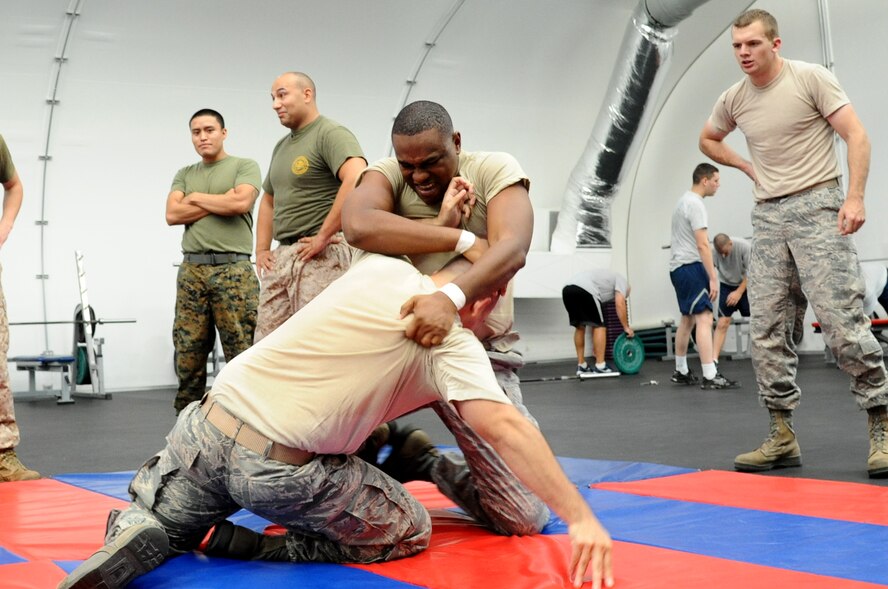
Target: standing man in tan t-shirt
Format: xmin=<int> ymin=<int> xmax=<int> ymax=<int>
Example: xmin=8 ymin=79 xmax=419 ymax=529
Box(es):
xmin=253 ymin=72 xmax=366 ymax=341
xmin=700 ymin=9 xmax=888 ymax=477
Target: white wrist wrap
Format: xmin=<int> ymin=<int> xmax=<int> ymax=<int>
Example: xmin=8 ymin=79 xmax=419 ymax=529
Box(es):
xmin=455 ymin=230 xmax=476 ymax=254
xmin=438 ymin=282 xmax=467 ymax=310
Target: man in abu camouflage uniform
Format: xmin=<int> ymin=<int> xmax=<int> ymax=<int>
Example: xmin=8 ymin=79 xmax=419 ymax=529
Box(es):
xmin=0 ymin=133 xmax=40 ymax=482
xmin=166 ymin=109 xmax=261 ymax=413
xmin=700 ymin=9 xmax=888 ymax=477
xmin=57 ymin=253 xmax=613 ymax=589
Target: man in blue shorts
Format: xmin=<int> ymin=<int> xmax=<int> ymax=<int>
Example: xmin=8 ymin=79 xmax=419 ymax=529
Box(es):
xmin=712 ymin=234 xmax=751 ymax=363
xmin=668 ymin=163 xmax=738 ymax=389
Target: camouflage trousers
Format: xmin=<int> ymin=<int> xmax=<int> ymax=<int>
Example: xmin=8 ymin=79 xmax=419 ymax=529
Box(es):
xmin=254 ymin=241 xmax=352 ymax=342
xmin=108 ymin=401 xmax=431 ymax=563
xmin=749 ymin=185 xmax=888 ymax=410
xmin=0 ymin=264 xmax=19 ymax=450
xmin=428 ymin=349 xmax=549 ymax=536
xmin=173 ymin=261 xmax=259 ymax=413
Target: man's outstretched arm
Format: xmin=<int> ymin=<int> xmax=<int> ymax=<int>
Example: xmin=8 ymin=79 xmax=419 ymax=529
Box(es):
xmin=455 ymin=399 xmax=614 ymax=589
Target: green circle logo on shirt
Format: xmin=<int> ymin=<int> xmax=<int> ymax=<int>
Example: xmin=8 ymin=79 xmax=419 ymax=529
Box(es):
xmin=291 ymin=156 xmax=309 ymax=175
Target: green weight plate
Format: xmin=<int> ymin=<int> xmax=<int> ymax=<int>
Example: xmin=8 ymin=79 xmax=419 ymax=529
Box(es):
xmin=613 ymin=333 xmax=645 ymax=375
xmin=76 ymin=347 xmax=90 ymax=385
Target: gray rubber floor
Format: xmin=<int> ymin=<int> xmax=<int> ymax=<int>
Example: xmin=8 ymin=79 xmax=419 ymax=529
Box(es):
xmin=11 ymin=353 xmax=887 ymax=486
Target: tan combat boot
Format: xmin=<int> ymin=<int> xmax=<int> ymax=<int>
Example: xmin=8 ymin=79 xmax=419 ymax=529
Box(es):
xmin=0 ymin=449 xmax=41 ymax=482
xmin=734 ymin=409 xmax=802 ymax=472
xmin=867 ymin=406 xmax=888 ymax=479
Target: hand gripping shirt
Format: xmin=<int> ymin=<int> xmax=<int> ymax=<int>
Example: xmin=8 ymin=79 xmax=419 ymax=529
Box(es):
xmin=360 ymin=150 xmax=529 ymax=351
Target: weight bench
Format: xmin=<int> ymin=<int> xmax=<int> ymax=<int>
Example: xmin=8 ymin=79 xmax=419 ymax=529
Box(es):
xmin=812 ymin=318 xmax=888 ymax=362
xmin=661 ymin=319 xmax=679 ymax=361
xmin=722 ymin=316 xmax=751 ymax=360
xmin=10 ymin=354 xmax=77 ymax=404
xmin=661 ymin=316 xmax=751 ymax=361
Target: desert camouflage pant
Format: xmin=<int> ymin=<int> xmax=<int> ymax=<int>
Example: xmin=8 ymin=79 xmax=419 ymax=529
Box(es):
xmin=749 ymin=185 xmax=888 ymax=410
xmin=429 ymin=349 xmax=549 ymax=536
xmin=253 ymin=241 xmax=352 ymax=342
xmin=108 ymin=401 xmax=431 ymax=563
xmin=0 ymin=265 xmax=19 ymax=450
xmin=173 ymin=261 xmax=259 ymax=412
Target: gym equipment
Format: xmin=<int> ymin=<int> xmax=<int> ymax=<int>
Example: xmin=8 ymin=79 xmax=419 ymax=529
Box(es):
xmin=612 ymin=333 xmax=645 ymax=374
xmin=9 ymin=354 xmax=76 ymax=403
xmin=10 ymin=251 xmax=135 ymax=403
xmin=579 ymin=370 xmax=620 ymax=380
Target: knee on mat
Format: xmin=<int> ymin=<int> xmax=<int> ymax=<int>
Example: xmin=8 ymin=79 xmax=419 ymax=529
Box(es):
xmin=378 ymin=510 xmax=432 ymax=562
xmin=493 ymin=501 xmax=550 ymax=536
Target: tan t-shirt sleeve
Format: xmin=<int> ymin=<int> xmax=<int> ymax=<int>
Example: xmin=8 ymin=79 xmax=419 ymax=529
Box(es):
xmin=804 ymin=65 xmax=850 ymax=119
xmin=708 ymin=88 xmax=738 ymax=135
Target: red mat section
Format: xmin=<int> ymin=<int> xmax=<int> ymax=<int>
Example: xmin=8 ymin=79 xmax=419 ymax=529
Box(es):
xmin=0 ymin=561 xmax=69 ymax=589
xmin=4 ymin=475 xmax=888 ymax=588
xmin=593 ymin=470 xmax=888 ymax=525
xmin=356 ymin=529 xmax=888 ymax=589
xmin=0 ymin=479 xmax=126 ymax=561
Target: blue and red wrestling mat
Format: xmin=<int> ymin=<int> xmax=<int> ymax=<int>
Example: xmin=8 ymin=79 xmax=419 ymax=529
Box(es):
xmin=3 ymin=455 xmax=888 ymax=588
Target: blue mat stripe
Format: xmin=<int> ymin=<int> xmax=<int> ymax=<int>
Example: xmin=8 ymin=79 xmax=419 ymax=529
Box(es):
xmin=540 ymin=488 xmax=888 ymax=585
xmin=53 ymin=457 xmax=693 ymax=501
xmin=56 ymin=555 xmax=421 ymax=588
xmin=136 ymin=554 xmax=422 ymax=588
xmin=53 ymin=459 xmax=695 ymax=540
xmin=0 ymin=547 xmax=26 ymax=566
xmin=555 ymin=457 xmax=694 ymax=485
xmin=53 ymin=471 xmax=133 ymax=501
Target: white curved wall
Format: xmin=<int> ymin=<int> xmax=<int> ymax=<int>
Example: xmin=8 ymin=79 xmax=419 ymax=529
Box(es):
xmin=2 ymin=0 xmax=885 ymax=388
xmin=0 ymin=0 xmax=631 ymax=388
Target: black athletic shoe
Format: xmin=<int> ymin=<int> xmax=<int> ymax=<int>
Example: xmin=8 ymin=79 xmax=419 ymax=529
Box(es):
xmin=701 ymin=373 xmax=741 ymax=390
xmin=576 ymin=364 xmax=594 ymax=377
xmin=380 ymin=423 xmax=440 ymax=483
xmin=203 ymin=521 xmax=289 ymax=561
xmin=356 ymin=422 xmax=392 ymax=466
xmin=671 ymin=369 xmax=699 ymax=385
xmin=58 ymin=523 xmax=169 ymax=589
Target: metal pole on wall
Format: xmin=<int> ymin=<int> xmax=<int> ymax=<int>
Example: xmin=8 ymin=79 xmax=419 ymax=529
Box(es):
xmin=817 ymin=0 xmax=846 ymax=184
xmin=36 ymin=0 xmax=83 ymax=352
xmin=386 ymin=0 xmax=466 ymax=157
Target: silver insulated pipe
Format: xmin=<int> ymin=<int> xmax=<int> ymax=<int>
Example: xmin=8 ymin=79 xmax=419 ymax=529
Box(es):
xmin=550 ymin=0 xmax=712 ymax=251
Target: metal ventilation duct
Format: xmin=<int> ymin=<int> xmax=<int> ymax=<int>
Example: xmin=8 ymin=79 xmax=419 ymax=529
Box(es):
xmin=550 ymin=0 xmax=712 ymax=251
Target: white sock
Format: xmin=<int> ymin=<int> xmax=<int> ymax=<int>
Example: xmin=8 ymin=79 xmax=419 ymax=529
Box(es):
xmin=579 ymin=362 xmax=588 ymax=368
xmin=702 ymin=363 xmax=717 ymax=380
xmin=595 ymin=362 xmax=607 ymax=370
xmin=675 ymin=356 xmax=688 ymax=374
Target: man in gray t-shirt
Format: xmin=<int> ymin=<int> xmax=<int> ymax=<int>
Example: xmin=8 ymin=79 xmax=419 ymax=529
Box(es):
xmin=562 ymin=269 xmax=633 ymax=376
xmin=712 ymin=234 xmax=751 ymax=363
xmin=668 ymin=163 xmax=738 ymax=390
